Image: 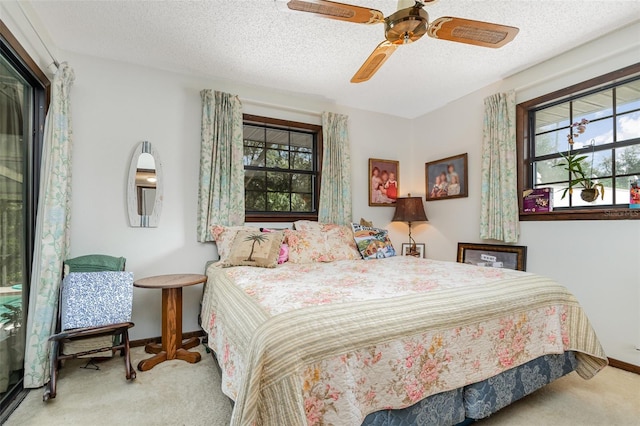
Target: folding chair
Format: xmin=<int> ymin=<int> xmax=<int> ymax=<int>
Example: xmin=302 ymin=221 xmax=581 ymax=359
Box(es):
xmin=43 ymin=255 xmax=135 ymax=401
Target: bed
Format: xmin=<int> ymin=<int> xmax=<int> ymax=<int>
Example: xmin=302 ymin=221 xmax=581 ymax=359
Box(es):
xmin=200 ymin=254 xmax=607 ymax=426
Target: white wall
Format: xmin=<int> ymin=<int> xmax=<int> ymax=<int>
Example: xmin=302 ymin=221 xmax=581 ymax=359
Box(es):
xmin=409 ymin=22 xmax=640 ymax=365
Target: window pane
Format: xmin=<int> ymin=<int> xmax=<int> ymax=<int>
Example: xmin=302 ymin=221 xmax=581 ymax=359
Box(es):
xmin=245 ymin=191 xmax=266 ymax=211
xmin=266 ymin=145 xmax=289 ymax=169
xmin=570 ymin=117 xmax=613 ymax=148
xmin=292 ymin=173 xmax=311 ymax=192
xmin=617 ymin=111 xmax=640 ymax=142
xmin=266 ymin=171 xmax=290 ymax=192
xmin=267 ymin=192 xmax=291 ymax=211
xmin=581 ymin=150 xmax=612 ymax=179
xmin=244 ymin=140 xmax=265 ymax=167
xmin=572 ymin=90 xmax=613 ymax=122
xmin=534 ymin=129 xmax=568 ymax=157
xmin=244 ymin=125 xmax=265 ymax=142
xmin=535 ymin=104 xmax=569 ymax=134
xmin=616 ymin=175 xmax=640 ymax=191
xmin=615 ymin=179 xmax=632 ymax=205
xmin=533 ymin=158 xmax=568 ymax=185
xmin=266 ymin=128 xmax=288 ymax=145
xmin=615 ymin=145 xmax=640 ymax=176
xmin=541 ymin=184 xmax=570 ymax=208
xmin=290 ymin=132 xmax=313 ymax=149
xmin=616 ymin=79 xmax=640 ymax=114
xmin=291 ymin=147 xmax=312 ymax=171
xmin=245 ymin=170 xmax=266 ymax=191
xmin=292 ymin=193 xmax=313 ymax=212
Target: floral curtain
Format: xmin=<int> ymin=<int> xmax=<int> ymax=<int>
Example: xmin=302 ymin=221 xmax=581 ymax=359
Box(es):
xmin=197 ymin=90 xmax=244 ymax=242
xmin=480 ymin=91 xmax=519 ymax=243
xmin=318 ymin=112 xmax=352 ymax=225
xmin=23 ymin=63 xmax=75 ymax=388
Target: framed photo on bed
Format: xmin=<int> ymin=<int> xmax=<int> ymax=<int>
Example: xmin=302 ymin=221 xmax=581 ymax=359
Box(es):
xmin=401 ymin=243 xmax=425 ymax=258
xmin=369 ymin=158 xmax=399 ymax=206
xmin=457 ymin=242 xmax=527 ymax=271
xmin=425 ymin=153 xmax=468 ymax=201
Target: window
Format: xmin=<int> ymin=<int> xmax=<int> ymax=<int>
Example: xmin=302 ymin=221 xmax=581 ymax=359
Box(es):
xmin=242 ymin=114 xmax=322 ymax=222
xmin=518 ymin=64 xmax=640 ymax=220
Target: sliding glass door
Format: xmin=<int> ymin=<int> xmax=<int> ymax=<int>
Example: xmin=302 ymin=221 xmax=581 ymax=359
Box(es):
xmin=0 ymin=52 xmax=32 ymax=404
xmin=0 ymin=21 xmax=47 ymax=417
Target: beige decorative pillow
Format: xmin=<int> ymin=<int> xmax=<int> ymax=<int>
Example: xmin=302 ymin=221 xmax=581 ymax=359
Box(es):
xmin=210 ymin=224 xmax=256 ymax=261
xmin=223 ymin=230 xmax=285 ymax=268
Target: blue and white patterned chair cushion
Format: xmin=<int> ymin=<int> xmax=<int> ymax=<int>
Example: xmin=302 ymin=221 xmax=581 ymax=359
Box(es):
xmin=61 ymin=271 xmax=134 ymax=330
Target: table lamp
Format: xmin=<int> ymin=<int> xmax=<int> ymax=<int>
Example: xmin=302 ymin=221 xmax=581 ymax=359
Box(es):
xmin=391 ymin=195 xmax=428 ymax=255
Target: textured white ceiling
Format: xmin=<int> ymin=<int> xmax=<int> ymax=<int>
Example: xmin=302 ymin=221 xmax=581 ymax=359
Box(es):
xmin=27 ymin=0 xmax=640 ymax=118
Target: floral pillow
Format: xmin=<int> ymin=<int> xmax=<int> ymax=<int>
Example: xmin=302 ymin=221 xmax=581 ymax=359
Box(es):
xmin=292 ymin=220 xmax=322 ymax=231
xmin=223 ymin=230 xmax=285 ymax=268
xmin=261 ymin=228 xmax=289 ymax=264
xmin=285 ymin=227 xmax=361 ymax=263
xmin=210 ymin=224 xmax=257 ymax=261
xmin=351 ymin=223 xmax=396 ymax=260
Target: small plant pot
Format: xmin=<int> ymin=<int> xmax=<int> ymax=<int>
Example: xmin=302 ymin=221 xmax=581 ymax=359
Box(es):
xmin=580 ymin=188 xmax=598 ymax=202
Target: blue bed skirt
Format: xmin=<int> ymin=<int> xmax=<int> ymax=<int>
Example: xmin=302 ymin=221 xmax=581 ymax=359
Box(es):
xmin=362 ymin=351 xmax=577 ymax=426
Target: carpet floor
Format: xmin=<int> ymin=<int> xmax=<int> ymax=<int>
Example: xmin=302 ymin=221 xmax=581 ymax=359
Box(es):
xmin=5 ymin=344 xmax=640 ymax=425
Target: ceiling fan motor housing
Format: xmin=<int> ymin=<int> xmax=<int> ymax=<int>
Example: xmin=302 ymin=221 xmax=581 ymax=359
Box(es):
xmin=385 ymin=4 xmax=429 ymax=45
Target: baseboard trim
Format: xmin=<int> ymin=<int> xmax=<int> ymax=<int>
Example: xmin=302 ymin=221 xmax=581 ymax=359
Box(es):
xmin=130 ymin=330 xmax=205 ymax=348
xmin=608 ymin=357 xmax=640 ymax=375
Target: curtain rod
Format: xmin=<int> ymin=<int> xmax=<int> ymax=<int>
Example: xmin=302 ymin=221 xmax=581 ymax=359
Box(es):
xmin=240 ymin=98 xmax=323 ymax=117
xmin=16 ymin=2 xmax=59 ymax=70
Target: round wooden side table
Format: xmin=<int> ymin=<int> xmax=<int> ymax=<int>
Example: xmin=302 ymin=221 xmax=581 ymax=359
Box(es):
xmin=134 ymin=273 xmax=207 ymax=371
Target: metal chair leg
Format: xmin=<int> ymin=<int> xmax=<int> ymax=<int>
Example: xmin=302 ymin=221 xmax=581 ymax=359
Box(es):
xmin=43 ymin=340 xmax=59 ymax=401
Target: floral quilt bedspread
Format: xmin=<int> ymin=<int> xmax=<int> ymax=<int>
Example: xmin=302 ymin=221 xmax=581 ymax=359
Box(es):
xmin=201 ymin=257 xmax=607 ymax=426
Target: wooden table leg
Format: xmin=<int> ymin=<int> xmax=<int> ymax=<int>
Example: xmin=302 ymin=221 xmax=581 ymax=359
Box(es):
xmin=181 ymin=337 xmax=200 ymax=350
xmin=138 ymin=286 xmax=202 ymax=371
xmin=138 ymin=351 xmax=167 ymax=371
xmin=144 ymin=343 xmax=162 ymax=354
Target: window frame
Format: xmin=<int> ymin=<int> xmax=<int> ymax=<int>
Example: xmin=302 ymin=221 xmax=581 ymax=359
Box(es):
xmin=242 ymin=114 xmax=323 ymax=223
xmin=517 ymin=62 xmax=640 ymax=221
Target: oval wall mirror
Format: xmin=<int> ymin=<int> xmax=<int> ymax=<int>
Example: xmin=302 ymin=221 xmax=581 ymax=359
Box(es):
xmin=127 ymin=141 xmax=163 ymax=227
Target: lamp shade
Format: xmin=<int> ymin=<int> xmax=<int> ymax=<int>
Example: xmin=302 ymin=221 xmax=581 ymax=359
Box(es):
xmin=392 ymin=197 xmax=428 ymax=222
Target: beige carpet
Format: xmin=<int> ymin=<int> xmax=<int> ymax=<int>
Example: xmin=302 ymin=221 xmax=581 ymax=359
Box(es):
xmin=5 ymin=345 xmax=640 ymax=425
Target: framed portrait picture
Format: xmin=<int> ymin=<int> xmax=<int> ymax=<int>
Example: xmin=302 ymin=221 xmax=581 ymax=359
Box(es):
xmin=401 ymin=243 xmax=425 ymax=258
xmin=369 ymin=158 xmax=399 ymax=206
xmin=425 ymin=153 xmax=468 ymax=201
xmin=456 ymin=242 xmax=527 ymax=271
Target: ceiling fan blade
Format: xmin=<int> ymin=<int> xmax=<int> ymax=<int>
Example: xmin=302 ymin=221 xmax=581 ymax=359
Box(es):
xmin=427 ymin=17 xmax=519 ymax=48
xmin=287 ymin=0 xmax=384 ymax=24
xmin=351 ymin=41 xmax=398 ymax=83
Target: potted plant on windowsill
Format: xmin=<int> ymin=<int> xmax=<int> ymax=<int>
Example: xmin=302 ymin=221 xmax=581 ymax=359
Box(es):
xmin=556 ymin=151 xmax=605 ymax=202
xmin=555 ymin=118 xmax=604 ymax=203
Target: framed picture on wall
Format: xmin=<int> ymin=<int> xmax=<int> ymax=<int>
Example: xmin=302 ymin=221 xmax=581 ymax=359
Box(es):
xmin=401 ymin=243 xmax=425 ymax=258
xmin=456 ymin=242 xmax=527 ymax=271
xmin=369 ymin=158 xmax=399 ymax=206
xmin=425 ymin=153 xmax=468 ymax=201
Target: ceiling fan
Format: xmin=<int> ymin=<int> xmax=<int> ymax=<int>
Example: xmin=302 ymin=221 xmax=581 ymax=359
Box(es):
xmin=286 ymin=0 xmax=519 ymax=83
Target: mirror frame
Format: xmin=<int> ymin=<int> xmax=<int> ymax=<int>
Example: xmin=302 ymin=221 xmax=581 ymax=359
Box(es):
xmin=127 ymin=141 xmax=163 ymax=227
